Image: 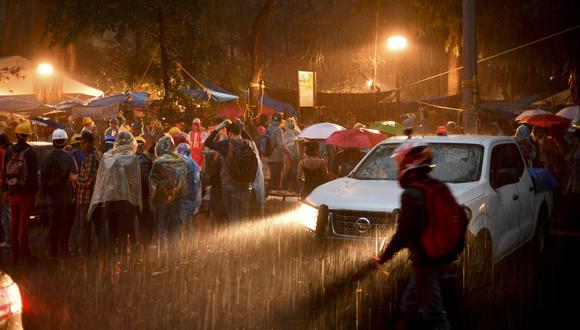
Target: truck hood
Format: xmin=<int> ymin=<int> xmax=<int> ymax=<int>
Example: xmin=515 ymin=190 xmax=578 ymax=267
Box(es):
xmin=306 ymin=178 xmax=403 ymax=212
xmin=305 ymin=178 xmax=484 ymax=212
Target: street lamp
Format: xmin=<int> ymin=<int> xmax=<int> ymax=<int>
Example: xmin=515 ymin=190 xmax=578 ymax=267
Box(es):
xmin=386 ymin=36 xmax=408 ymax=52
xmin=386 ymin=36 xmax=408 ymax=111
xmin=37 ymin=63 xmax=54 ymax=76
xmin=36 ymin=63 xmax=54 ymax=103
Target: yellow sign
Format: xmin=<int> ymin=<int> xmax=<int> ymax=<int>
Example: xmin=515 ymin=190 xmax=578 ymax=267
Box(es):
xmin=298 ymin=70 xmax=315 ymax=107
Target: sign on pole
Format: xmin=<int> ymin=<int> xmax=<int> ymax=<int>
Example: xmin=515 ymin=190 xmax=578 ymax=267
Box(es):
xmin=298 ymin=70 xmax=315 ymax=107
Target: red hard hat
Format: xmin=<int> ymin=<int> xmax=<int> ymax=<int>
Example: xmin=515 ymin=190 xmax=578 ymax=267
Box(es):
xmin=391 ymin=140 xmax=433 ymax=180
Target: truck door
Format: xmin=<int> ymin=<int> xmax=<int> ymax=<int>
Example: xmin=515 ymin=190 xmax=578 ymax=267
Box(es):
xmin=489 ymin=143 xmax=522 ymax=257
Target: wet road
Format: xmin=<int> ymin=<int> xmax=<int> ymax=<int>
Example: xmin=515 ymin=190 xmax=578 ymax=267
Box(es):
xmin=1 ymin=200 xmax=579 ymax=329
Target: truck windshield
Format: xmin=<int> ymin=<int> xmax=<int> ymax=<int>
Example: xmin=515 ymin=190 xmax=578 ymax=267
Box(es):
xmin=352 ymin=143 xmax=484 ymax=183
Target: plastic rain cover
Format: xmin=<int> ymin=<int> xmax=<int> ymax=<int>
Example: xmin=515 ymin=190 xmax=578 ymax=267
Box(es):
xmin=88 ymin=131 xmax=142 ymax=220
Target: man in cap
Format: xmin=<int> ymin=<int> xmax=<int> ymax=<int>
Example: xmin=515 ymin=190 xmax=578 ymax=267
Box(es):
xmin=71 ymin=131 xmax=103 ymax=256
xmin=265 ymin=113 xmax=290 ymax=191
xmin=135 ymin=135 xmax=154 ymax=248
xmin=68 ymin=134 xmax=85 ymax=169
xmin=41 ymin=129 xmax=78 ymax=258
xmin=189 ymin=118 xmax=207 ymax=169
xmin=2 ymin=122 xmax=39 ymax=263
xmin=104 ymin=118 xmax=120 ymax=138
xmin=102 ymin=135 xmax=116 ymax=153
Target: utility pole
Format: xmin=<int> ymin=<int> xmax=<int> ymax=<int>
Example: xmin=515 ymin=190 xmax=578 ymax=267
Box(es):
xmin=158 ymin=6 xmax=171 ymax=98
xmin=462 ymin=0 xmax=479 ymax=134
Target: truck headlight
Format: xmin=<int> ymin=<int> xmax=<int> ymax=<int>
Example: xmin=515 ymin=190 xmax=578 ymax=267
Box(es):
xmin=299 ymin=203 xmax=319 ymax=232
xmin=462 ymin=205 xmax=472 ymax=223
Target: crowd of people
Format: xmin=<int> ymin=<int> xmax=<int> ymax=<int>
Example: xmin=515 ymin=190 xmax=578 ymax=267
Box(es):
xmin=0 ymin=109 xmax=578 ymax=266
xmin=0 ymin=111 xmax=353 ymax=266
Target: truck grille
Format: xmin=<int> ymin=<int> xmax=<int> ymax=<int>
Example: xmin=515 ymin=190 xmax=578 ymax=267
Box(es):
xmin=330 ymin=209 xmax=396 ymax=238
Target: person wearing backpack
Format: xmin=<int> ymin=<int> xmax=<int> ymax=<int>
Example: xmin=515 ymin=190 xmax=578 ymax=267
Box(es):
xmin=373 ymin=140 xmax=466 ymax=330
xmin=205 ymin=119 xmax=258 ymax=223
xmin=149 ymin=136 xmax=187 ymax=253
xmin=2 ymin=122 xmax=39 ymax=264
xmin=41 ymin=129 xmax=79 ymax=259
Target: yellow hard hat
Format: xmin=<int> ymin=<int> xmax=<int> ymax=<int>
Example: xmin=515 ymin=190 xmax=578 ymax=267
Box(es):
xmin=14 ymin=122 xmax=32 ymax=136
xmin=82 ymin=117 xmax=94 ymax=125
xmin=168 ymin=126 xmax=181 ymax=136
xmin=134 ymin=135 xmax=146 ymax=144
xmin=121 ymin=124 xmax=132 ymax=132
xmin=70 ymin=134 xmax=82 ymax=145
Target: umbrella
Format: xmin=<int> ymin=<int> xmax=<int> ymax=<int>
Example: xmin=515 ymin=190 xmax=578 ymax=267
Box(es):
xmin=326 ymin=128 xmax=389 ymax=149
xmin=555 ymin=105 xmax=580 ymax=121
xmin=369 ymin=121 xmax=405 ymax=136
xmin=515 ymin=109 xmax=551 ymax=122
xmin=519 ymin=114 xmax=570 ymax=127
xmin=299 ymin=122 xmax=346 ymax=139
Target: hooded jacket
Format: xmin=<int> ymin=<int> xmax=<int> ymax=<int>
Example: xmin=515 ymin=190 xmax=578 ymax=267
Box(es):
xmin=149 ymin=136 xmax=187 ymax=208
xmin=88 ymin=131 xmax=142 ymax=220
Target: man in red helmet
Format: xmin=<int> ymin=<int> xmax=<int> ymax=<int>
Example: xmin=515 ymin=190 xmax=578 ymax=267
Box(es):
xmin=374 ymin=140 xmax=465 ymax=330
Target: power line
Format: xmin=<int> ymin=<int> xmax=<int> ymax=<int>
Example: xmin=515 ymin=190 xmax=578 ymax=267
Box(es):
xmin=135 ymin=47 xmax=159 ymax=89
xmin=403 ymin=23 xmax=580 ymax=89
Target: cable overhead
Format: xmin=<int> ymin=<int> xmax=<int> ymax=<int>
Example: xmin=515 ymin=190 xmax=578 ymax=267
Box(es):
xmin=403 ymin=23 xmax=580 ymax=89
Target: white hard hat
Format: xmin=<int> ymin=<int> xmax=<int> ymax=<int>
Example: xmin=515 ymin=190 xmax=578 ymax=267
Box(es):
xmin=51 ymin=128 xmax=68 ymax=140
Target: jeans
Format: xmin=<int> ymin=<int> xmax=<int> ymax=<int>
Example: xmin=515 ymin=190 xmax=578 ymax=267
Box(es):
xmin=138 ymin=198 xmax=154 ymax=247
xmin=221 ymin=184 xmax=251 ymax=223
xmin=397 ymin=264 xmax=450 ymax=330
xmin=155 ymin=198 xmax=182 ymax=250
xmin=268 ymin=161 xmax=283 ymax=191
xmin=69 ymin=204 xmax=84 ymax=253
xmin=1 ymin=198 xmax=10 ymax=243
xmin=48 ymin=203 xmax=75 ymax=257
xmin=105 ymin=201 xmax=136 ymax=259
xmin=8 ymin=194 xmax=34 ymax=261
xmin=283 ymin=158 xmax=299 ymax=192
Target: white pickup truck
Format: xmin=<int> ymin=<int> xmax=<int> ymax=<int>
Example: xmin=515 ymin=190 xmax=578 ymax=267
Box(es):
xmin=299 ymin=135 xmax=554 ymax=267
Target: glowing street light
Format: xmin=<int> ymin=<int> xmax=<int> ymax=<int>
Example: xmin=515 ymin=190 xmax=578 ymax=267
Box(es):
xmin=366 ymin=79 xmax=374 ymax=88
xmin=37 ymin=63 xmax=54 ymax=76
xmin=386 ymin=36 xmax=408 ymax=51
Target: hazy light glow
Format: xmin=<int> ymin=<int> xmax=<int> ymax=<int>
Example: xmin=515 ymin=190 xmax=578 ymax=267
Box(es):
xmin=37 ymin=63 xmax=54 ymax=76
xmin=387 ymin=36 xmax=408 ymax=51
xmin=366 ymin=79 xmax=374 ymax=88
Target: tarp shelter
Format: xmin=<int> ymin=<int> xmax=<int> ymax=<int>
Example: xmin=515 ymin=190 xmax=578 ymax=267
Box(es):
xmin=72 ymin=91 xmax=150 ymax=120
xmin=218 ymin=102 xmax=247 ymax=120
xmin=479 ymin=93 xmax=549 ymax=119
xmin=532 ymin=89 xmax=573 ymax=106
xmin=30 ymin=117 xmax=64 ymax=129
xmin=257 ymin=92 xmax=296 ymax=116
xmin=0 ymin=55 xmax=103 ymax=99
xmin=71 ymin=104 xmax=120 ymax=120
xmin=185 ymin=81 xmax=239 ymax=103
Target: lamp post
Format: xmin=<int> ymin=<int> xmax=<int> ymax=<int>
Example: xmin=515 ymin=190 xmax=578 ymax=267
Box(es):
xmin=386 ymin=36 xmax=407 ymax=110
xmin=37 ymin=63 xmax=54 ymax=104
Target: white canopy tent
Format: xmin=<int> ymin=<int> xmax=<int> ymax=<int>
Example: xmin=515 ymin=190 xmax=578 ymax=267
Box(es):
xmin=0 ymin=55 xmax=103 ymax=101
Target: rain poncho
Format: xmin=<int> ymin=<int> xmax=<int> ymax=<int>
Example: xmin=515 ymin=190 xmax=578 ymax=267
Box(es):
xmin=176 ymin=143 xmax=202 ymax=218
xmin=149 ymin=136 xmax=188 ymax=208
xmin=88 ymin=131 xmax=142 ymax=220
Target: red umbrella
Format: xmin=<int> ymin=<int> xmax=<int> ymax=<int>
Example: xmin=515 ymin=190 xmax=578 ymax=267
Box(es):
xmin=326 ymin=128 xmax=389 ymax=149
xmin=519 ymin=113 xmax=570 ymax=127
